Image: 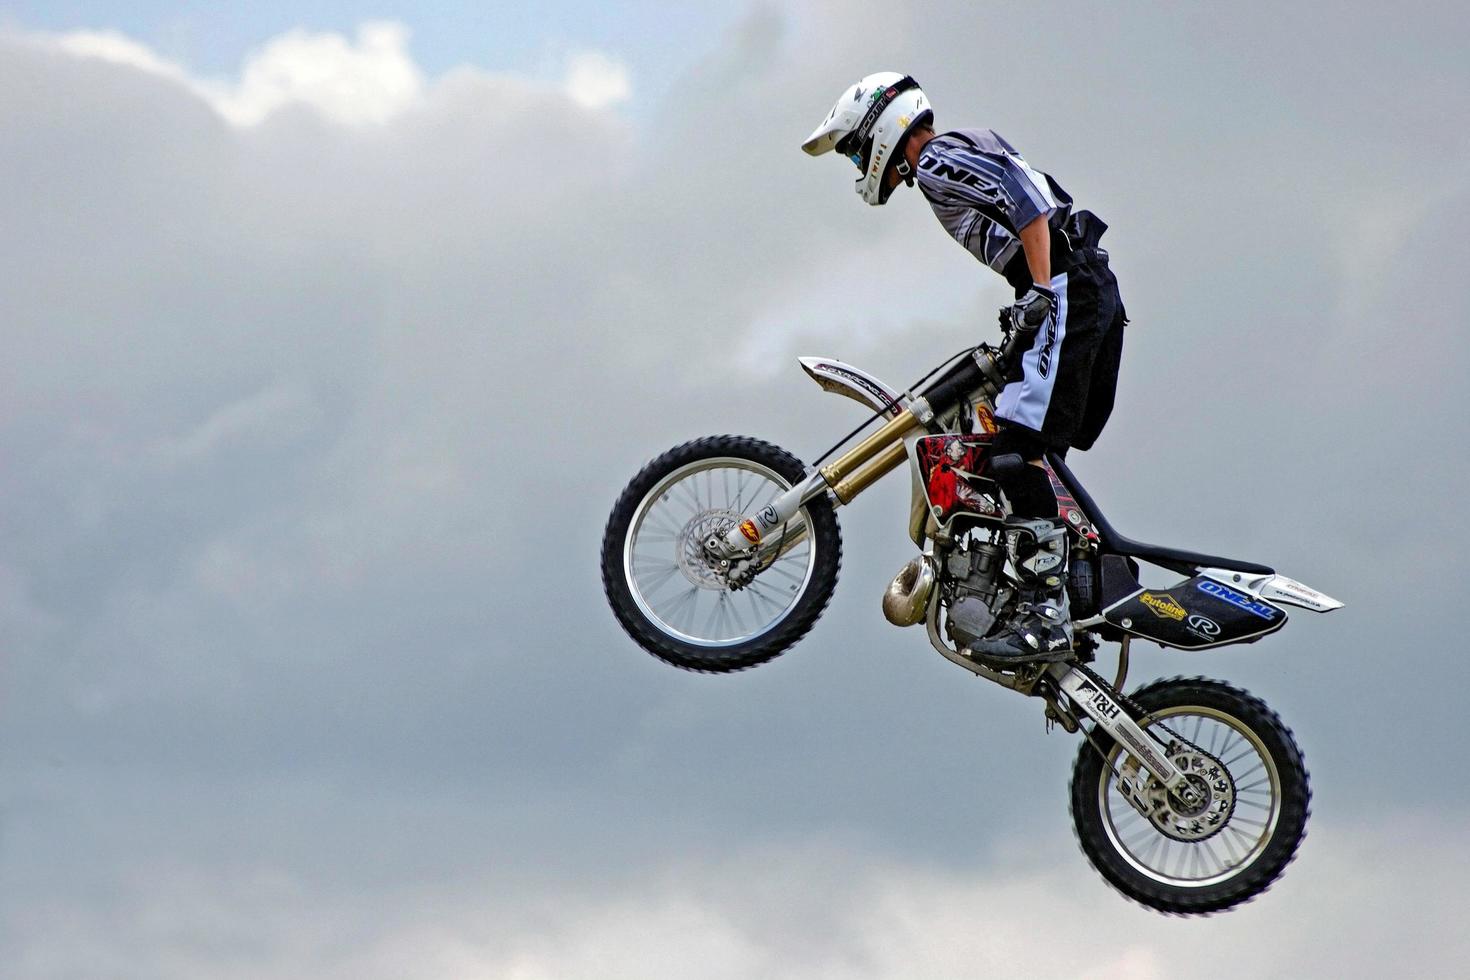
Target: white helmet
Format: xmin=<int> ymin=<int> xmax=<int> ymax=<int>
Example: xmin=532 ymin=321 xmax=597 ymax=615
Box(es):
xmin=802 ymin=72 xmax=932 ymax=206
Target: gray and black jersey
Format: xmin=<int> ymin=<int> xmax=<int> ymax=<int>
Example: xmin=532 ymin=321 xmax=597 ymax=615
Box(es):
xmin=915 ymin=128 xmax=1074 ymax=289
xmin=915 ymin=128 xmax=1124 ymax=454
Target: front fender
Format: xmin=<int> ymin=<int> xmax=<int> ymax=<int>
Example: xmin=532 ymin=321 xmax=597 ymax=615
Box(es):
xmin=799 ymin=356 xmax=906 ymax=418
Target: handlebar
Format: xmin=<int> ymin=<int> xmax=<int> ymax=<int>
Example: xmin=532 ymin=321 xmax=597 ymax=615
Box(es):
xmin=917 ymin=326 xmax=1034 ymax=423
xmin=996 ymin=322 xmax=1037 ymax=372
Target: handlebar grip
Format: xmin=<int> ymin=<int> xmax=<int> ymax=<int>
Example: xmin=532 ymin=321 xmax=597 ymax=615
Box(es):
xmin=990 ymin=314 xmax=1048 ymax=381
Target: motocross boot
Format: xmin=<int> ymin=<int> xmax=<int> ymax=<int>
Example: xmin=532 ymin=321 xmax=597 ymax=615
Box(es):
xmin=967 ymin=517 xmax=1074 ymax=665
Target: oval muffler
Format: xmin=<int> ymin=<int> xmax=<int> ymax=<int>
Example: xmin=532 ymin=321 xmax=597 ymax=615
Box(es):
xmin=882 ymin=555 xmax=937 ymax=627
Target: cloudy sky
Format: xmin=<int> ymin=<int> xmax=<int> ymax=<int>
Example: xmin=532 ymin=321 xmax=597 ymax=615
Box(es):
xmin=2 ymin=2 xmax=1467 ymax=976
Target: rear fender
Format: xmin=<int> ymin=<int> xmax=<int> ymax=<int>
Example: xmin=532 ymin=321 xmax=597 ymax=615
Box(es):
xmin=1256 ymin=573 xmax=1344 ymax=613
xmin=1198 ymin=569 xmax=1343 ymax=613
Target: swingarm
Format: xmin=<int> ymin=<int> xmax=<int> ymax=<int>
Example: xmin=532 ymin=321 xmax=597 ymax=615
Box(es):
xmin=1047 ymin=663 xmax=1194 ymax=805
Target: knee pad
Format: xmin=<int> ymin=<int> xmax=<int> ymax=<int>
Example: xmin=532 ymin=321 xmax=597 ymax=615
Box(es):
xmin=991 ymin=425 xmax=1049 ymax=461
xmin=990 ymin=426 xmax=1057 ymax=518
xmin=992 ymin=457 xmax=1057 ymax=519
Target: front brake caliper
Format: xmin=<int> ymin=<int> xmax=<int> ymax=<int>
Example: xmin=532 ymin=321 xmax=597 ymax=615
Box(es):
xmin=724 ymin=556 xmax=759 ymax=591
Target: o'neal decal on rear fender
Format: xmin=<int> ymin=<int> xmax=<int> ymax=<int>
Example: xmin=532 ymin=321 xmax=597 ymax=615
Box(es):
xmin=1196 ymin=580 xmax=1282 ymax=621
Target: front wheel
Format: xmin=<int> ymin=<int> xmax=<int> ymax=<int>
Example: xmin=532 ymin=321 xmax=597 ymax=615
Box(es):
xmin=601 ymin=436 xmax=842 ymax=673
xmin=1070 ymin=677 xmax=1310 ymax=915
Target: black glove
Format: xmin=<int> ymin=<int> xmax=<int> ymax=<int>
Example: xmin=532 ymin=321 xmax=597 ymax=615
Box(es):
xmin=1006 ymin=284 xmax=1058 ymax=333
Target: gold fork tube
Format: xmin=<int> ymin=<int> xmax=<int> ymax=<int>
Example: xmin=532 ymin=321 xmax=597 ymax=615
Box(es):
xmin=832 ymin=441 xmax=909 ymax=504
xmin=819 ymin=409 xmax=923 ymax=487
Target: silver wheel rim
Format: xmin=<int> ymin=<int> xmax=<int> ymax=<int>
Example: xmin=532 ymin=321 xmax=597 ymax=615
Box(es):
xmin=1097 ymin=705 xmax=1282 ymax=888
xmin=622 ymin=457 xmax=817 ymax=648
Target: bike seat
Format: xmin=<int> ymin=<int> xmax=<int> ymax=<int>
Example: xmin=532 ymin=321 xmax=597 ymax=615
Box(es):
xmin=1045 ymin=453 xmax=1275 ymax=577
xmin=1100 ymin=531 xmax=1273 ymax=576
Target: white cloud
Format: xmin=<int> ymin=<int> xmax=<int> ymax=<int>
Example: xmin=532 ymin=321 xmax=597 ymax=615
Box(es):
xmin=38 ymin=22 xmax=632 ymax=126
xmin=562 ymin=49 xmax=632 ymax=109
xmin=53 ymin=28 xmax=193 ymax=85
xmin=205 ymin=21 xmax=424 ymax=126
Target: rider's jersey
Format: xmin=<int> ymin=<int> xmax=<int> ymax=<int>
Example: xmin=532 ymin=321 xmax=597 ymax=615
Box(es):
xmin=915 ymin=129 xmax=1074 ymax=280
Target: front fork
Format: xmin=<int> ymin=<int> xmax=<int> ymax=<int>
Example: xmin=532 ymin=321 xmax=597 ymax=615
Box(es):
xmin=706 ymin=405 xmax=929 ymax=559
xmin=703 ymin=468 xmax=830 ymax=558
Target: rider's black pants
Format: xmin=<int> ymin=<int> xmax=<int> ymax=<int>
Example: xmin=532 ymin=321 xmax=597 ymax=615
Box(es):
xmin=994 ymin=252 xmax=1126 ymax=454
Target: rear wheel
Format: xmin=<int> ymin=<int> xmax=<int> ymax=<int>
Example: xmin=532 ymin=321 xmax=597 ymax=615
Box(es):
xmin=1069 ymin=677 xmax=1310 ymax=915
xmin=601 ymin=436 xmax=841 ymax=673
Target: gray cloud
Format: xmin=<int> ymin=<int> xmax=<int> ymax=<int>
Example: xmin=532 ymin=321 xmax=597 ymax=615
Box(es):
xmin=8 ymin=812 xmax=1466 ymax=978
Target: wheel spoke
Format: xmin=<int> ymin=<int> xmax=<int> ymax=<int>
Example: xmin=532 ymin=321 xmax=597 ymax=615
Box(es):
xmin=644 ymin=514 xmax=686 ymax=539
xmin=632 ymin=553 xmax=679 ymax=569
xmin=726 ymin=596 xmax=749 ymax=635
xmin=745 ymin=580 xmax=791 ymax=616
xmin=1219 ymin=825 xmax=1244 ymax=865
xmin=1231 ymin=760 xmax=1266 ymax=781
xmin=681 ymin=590 xmax=704 ymax=632
xmin=1122 ymin=824 xmax=1160 ymax=848
xmin=1170 ymin=842 xmax=1187 ymax=880
xmin=656 ymin=585 xmax=698 ymax=622
xmin=636 ymin=563 xmax=683 ymax=597
xmin=1226 ymin=823 xmax=1262 ymax=847
xmin=762 ymin=563 xmax=808 ymax=586
xmin=1222 ymin=746 xmax=1257 ymax=769
xmin=683 ymin=480 xmax=709 ymax=518
xmin=704 ymin=594 xmax=725 ymax=637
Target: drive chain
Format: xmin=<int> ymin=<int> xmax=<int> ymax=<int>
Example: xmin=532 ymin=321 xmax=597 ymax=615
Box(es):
xmin=1071 ymin=661 xmax=1198 ymax=751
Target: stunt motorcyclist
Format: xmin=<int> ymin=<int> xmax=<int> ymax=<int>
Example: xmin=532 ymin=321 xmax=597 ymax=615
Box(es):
xmin=803 ymin=72 xmax=1127 ymax=665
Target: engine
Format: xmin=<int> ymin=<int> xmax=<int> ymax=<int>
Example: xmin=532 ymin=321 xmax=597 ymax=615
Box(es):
xmin=941 ymin=533 xmax=1009 ymax=650
xmin=887 ymin=527 xmax=1098 ymax=648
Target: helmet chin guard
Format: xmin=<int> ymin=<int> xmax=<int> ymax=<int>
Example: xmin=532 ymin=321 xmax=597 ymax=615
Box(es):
xmin=803 ymin=71 xmax=932 ymax=206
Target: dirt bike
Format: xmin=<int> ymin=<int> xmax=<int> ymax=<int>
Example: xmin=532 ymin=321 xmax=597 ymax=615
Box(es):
xmin=600 ymin=323 xmax=1341 ymax=915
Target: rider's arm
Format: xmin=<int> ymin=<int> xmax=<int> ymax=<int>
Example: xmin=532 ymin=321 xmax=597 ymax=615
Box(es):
xmin=1017 ymin=214 xmax=1052 ymax=288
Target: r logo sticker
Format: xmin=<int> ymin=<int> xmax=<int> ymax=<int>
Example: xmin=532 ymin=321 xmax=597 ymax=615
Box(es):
xmin=1187 ymin=614 xmax=1222 ymax=639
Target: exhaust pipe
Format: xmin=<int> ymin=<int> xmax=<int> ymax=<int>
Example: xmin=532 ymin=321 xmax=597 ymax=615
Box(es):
xmin=882 ymin=555 xmax=937 ymax=627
